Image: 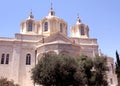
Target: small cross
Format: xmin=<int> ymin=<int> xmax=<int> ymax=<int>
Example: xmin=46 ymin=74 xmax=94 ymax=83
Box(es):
xmin=51 ymin=3 xmax=53 ymax=10
xmin=77 ymin=13 xmax=79 ymax=18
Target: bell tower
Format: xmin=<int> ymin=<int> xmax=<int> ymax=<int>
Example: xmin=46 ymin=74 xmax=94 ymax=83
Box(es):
xmin=70 ymin=15 xmax=89 ymax=38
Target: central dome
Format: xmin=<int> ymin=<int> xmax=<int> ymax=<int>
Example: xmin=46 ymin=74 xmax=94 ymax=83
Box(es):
xmin=38 ymin=4 xmax=68 ymax=36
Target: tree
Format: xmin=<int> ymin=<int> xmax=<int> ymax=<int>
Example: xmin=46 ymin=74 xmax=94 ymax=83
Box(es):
xmin=115 ymin=51 xmax=120 ymax=85
xmin=31 ymin=53 xmax=108 ymax=86
xmin=31 ymin=53 xmax=85 ymax=86
xmin=76 ymin=55 xmax=93 ymax=85
xmin=0 ymin=77 xmax=19 ymax=86
xmin=77 ymin=55 xmax=108 ymax=86
xmin=91 ymin=56 xmax=108 ymax=86
xmin=68 ymin=55 xmax=108 ymax=86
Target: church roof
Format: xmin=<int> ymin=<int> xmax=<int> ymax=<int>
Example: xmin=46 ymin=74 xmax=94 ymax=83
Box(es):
xmin=38 ymin=32 xmax=72 ymax=44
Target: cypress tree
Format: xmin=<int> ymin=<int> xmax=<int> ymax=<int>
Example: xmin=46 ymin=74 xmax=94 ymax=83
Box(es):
xmin=115 ymin=51 xmax=120 ymax=85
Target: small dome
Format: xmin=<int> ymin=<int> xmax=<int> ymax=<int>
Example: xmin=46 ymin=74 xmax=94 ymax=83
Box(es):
xmin=70 ymin=15 xmax=89 ymax=38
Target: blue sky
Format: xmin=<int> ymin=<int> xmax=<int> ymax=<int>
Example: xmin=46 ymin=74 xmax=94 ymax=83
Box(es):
xmin=0 ymin=0 xmax=120 ymax=60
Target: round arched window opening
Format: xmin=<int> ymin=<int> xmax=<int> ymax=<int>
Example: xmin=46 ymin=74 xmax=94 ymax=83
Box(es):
xmin=60 ymin=23 xmax=62 ymax=32
xmin=26 ymin=54 xmax=31 ymax=65
xmin=28 ymin=22 xmax=33 ymax=32
xmin=44 ymin=22 xmax=48 ymax=31
xmin=80 ymin=26 xmax=85 ymax=35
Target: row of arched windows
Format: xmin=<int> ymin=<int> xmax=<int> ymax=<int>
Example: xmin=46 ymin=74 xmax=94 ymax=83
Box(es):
xmin=74 ymin=26 xmax=85 ymax=36
xmin=0 ymin=54 xmax=9 ymax=64
xmin=44 ymin=22 xmax=63 ymax=32
xmin=1 ymin=53 xmax=31 ymax=65
xmin=25 ymin=51 xmax=70 ymax=65
xmin=27 ymin=21 xmax=49 ymax=32
xmin=27 ymin=21 xmax=64 ymax=33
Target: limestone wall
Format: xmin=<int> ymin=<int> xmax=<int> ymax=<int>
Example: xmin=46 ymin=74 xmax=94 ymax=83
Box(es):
xmin=0 ymin=41 xmax=13 ymax=81
xmin=106 ymin=57 xmax=118 ymax=86
xmin=18 ymin=47 xmax=35 ymax=86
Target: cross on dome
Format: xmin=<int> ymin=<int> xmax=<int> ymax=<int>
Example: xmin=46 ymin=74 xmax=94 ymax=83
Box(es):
xmin=28 ymin=10 xmax=34 ymax=19
xmin=76 ymin=13 xmax=81 ymax=24
xmin=48 ymin=3 xmax=55 ymax=16
xmin=51 ymin=3 xmax=53 ymax=10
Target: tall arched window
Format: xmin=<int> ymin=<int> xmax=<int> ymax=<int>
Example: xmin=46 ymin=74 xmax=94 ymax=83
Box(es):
xmin=6 ymin=54 xmax=9 ymax=64
xmin=111 ymin=63 xmax=114 ymax=73
xmin=26 ymin=54 xmax=31 ymax=65
xmin=110 ymin=78 xmax=113 ymax=84
xmin=60 ymin=23 xmax=62 ymax=32
xmin=80 ymin=26 xmax=85 ymax=35
xmin=1 ymin=54 xmax=5 ymax=64
xmin=44 ymin=22 xmax=48 ymax=31
xmin=28 ymin=22 xmax=33 ymax=31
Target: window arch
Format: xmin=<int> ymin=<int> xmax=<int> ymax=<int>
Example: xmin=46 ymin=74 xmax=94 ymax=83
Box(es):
xmin=26 ymin=54 xmax=31 ymax=65
xmin=1 ymin=54 xmax=5 ymax=64
xmin=60 ymin=23 xmax=62 ymax=32
xmin=6 ymin=54 xmax=9 ymax=64
xmin=44 ymin=22 xmax=48 ymax=31
xmin=80 ymin=26 xmax=85 ymax=35
xmin=110 ymin=78 xmax=113 ymax=84
xmin=28 ymin=22 xmax=33 ymax=31
xmin=51 ymin=11 xmax=54 ymax=15
xmin=111 ymin=63 xmax=114 ymax=73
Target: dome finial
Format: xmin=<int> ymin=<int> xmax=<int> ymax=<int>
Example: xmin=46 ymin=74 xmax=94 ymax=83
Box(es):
xmin=51 ymin=3 xmax=53 ymax=10
xmin=76 ymin=13 xmax=81 ymax=24
xmin=28 ymin=9 xmax=34 ymax=19
xmin=30 ymin=9 xmax=32 ymax=14
xmin=77 ymin=13 xmax=79 ymax=18
xmin=48 ymin=3 xmax=55 ymax=16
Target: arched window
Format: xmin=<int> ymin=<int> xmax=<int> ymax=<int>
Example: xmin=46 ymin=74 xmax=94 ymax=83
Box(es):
xmin=111 ymin=63 xmax=114 ymax=73
xmin=51 ymin=11 xmax=54 ymax=15
xmin=28 ymin=22 xmax=33 ymax=31
xmin=44 ymin=22 xmax=48 ymax=31
xmin=81 ymin=26 xmax=85 ymax=35
xmin=26 ymin=54 xmax=31 ymax=65
xmin=60 ymin=23 xmax=62 ymax=32
xmin=1 ymin=54 xmax=5 ymax=64
xmin=110 ymin=78 xmax=113 ymax=84
xmin=6 ymin=54 xmax=9 ymax=64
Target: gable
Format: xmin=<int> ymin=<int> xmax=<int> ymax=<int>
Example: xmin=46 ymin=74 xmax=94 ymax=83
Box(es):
xmin=40 ymin=32 xmax=72 ymax=44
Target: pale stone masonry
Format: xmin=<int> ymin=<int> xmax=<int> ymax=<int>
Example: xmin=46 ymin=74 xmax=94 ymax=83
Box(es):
xmin=0 ymin=6 xmax=118 ymax=86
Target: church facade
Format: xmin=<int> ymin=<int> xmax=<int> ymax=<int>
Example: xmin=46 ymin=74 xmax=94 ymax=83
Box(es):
xmin=0 ymin=6 xmax=118 ymax=86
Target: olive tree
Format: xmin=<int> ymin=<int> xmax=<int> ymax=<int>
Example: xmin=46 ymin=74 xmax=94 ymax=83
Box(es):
xmin=31 ymin=53 xmax=108 ymax=86
xmin=31 ymin=53 xmax=85 ymax=86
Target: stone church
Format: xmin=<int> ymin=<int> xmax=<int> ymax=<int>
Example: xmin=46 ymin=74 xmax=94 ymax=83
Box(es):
xmin=0 ymin=6 xmax=118 ymax=86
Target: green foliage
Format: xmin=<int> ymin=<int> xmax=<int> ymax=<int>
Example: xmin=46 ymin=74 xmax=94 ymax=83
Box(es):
xmin=77 ymin=55 xmax=108 ymax=86
xmin=91 ymin=56 xmax=108 ymax=86
xmin=31 ymin=53 xmax=84 ymax=86
xmin=0 ymin=77 xmax=19 ymax=86
xmin=77 ymin=55 xmax=93 ymax=85
xmin=31 ymin=53 xmax=108 ymax=86
xmin=115 ymin=51 xmax=120 ymax=85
